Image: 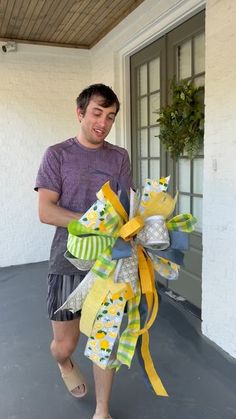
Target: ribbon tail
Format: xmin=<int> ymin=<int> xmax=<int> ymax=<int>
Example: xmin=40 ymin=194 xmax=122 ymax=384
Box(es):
xmin=136 ymin=246 xmax=168 ymax=396
xmin=141 ymin=330 xmax=168 ymax=397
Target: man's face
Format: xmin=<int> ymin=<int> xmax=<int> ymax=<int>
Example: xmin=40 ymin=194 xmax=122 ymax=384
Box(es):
xmin=77 ymin=95 xmax=117 ymax=148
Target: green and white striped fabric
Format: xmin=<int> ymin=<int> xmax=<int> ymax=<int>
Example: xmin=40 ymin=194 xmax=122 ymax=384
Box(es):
xmin=67 ymin=233 xmax=116 ymax=261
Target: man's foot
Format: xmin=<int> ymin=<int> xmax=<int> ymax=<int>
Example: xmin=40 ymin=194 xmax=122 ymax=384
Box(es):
xmin=59 ymin=358 xmax=87 ymax=398
xmin=92 ymin=415 xmax=113 ymax=419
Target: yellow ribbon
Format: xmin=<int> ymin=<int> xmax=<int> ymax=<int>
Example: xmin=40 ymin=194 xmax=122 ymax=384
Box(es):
xmin=119 ymin=215 xmax=144 ymax=241
xmin=102 ymin=182 xmax=128 ymax=222
xmin=80 ymin=278 xmax=133 ymax=337
xmin=136 ymin=246 xmax=158 ymax=334
xmin=101 ymin=181 xmax=145 ymax=241
xmin=137 ymin=247 xmax=168 ymax=396
xmin=141 ymin=330 xmax=168 ymax=397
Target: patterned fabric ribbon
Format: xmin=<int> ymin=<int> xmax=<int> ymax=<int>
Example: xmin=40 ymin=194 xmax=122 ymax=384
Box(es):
xmin=167 ymin=213 xmax=197 ymax=232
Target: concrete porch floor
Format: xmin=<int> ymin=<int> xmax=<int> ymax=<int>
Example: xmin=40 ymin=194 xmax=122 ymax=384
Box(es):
xmin=0 ymin=261 xmax=236 ymax=419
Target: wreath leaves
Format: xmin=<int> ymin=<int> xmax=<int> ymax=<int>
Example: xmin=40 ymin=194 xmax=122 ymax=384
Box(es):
xmin=157 ymin=79 xmax=204 ymax=159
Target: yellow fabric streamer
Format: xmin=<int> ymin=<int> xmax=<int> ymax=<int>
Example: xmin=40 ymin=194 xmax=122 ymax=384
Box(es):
xmin=141 ymin=331 xmax=168 ymax=397
xmin=80 ymin=280 xmax=109 ymax=337
xmin=136 ymin=247 xmax=159 ymax=333
xmin=135 ymin=247 xmax=168 ymax=396
xmin=80 ymin=278 xmax=129 ymax=337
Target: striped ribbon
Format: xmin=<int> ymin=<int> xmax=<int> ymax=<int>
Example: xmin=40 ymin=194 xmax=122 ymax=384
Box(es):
xmin=67 ymin=233 xmax=115 ymax=261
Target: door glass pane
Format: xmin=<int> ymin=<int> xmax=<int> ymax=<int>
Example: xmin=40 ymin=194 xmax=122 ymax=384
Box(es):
xmin=178 ymin=159 xmax=190 ymax=192
xmin=150 ymin=159 xmax=160 ymax=180
xmin=193 ymin=197 xmax=202 ymax=231
xmin=141 ymin=160 xmax=148 ymax=186
xmin=149 ymin=57 xmax=160 ymax=92
xmin=140 ymin=97 xmax=147 ymax=127
xmin=149 ymin=92 xmax=160 ymax=125
xmin=194 ymin=33 xmax=205 ymax=74
xmin=139 ymin=64 xmax=147 ymax=96
xmin=178 ymin=40 xmax=192 ymax=79
xmin=193 ymin=158 xmax=203 ymax=194
xmin=150 ymin=126 xmax=160 ymax=157
xmin=140 ymin=129 xmax=148 ymax=157
xmin=179 ymin=195 xmax=190 ymax=213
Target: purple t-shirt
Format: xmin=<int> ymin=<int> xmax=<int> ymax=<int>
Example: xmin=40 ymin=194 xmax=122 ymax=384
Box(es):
xmin=35 ymin=137 xmax=133 ymax=274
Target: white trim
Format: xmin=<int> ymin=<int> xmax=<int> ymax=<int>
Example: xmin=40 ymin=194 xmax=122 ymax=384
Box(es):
xmin=117 ymin=0 xmax=206 ymax=151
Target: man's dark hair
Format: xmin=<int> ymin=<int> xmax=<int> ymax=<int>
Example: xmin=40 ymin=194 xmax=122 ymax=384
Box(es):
xmin=76 ymin=83 xmax=120 ymax=115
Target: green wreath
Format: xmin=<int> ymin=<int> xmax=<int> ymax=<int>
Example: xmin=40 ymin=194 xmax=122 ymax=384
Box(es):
xmin=157 ymin=79 xmax=204 ymax=159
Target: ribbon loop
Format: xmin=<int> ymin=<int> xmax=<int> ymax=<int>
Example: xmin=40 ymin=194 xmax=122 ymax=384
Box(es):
xmin=102 ymin=181 xmax=128 ymax=222
xmin=167 ymin=213 xmax=197 ymax=232
xmin=119 ymin=215 xmax=144 ymax=241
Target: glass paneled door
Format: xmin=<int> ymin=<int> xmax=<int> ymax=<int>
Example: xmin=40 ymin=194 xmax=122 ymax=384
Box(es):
xmin=130 ymin=37 xmax=167 ymax=189
xmin=130 ymin=11 xmax=205 ymax=309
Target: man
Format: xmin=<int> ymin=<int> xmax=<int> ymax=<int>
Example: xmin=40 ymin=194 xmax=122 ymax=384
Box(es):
xmin=35 ymin=84 xmax=133 ymax=419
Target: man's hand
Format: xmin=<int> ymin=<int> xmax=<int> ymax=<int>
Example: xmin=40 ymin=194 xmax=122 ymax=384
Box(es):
xmin=38 ymin=188 xmax=82 ymax=228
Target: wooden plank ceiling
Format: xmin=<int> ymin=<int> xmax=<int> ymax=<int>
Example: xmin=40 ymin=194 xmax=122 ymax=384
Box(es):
xmin=0 ymin=0 xmax=145 ymax=49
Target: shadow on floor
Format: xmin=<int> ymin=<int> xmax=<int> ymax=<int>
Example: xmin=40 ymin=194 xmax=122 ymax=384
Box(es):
xmin=0 ymin=261 xmax=236 ymax=419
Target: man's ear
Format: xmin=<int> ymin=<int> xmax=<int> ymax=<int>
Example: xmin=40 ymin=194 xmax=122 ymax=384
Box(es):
xmin=76 ymin=108 xmax=84 ymax=122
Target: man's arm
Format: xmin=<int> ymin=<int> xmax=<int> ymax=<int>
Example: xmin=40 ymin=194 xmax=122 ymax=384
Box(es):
xmin=38 ymin=188 xmax=82 ymax=228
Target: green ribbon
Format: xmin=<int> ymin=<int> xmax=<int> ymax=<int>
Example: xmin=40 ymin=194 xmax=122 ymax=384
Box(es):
xmin=167 ymin=213 xmax=197 ymax=232
xmin=67 ymin=219 xmax=116 ymax=261
xmin=67 ymin=233 xmax=116 ymax=261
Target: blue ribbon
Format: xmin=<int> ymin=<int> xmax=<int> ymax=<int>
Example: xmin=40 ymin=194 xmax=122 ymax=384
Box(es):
xmin=112 ymin=237 xmax=132 ymax=260
xmin=169 ymin=231 xmax=189 ymax=251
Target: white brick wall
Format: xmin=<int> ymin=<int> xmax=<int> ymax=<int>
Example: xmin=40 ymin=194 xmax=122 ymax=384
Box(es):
xmin=0 ymin=44 xmax=91 ymax=266
xmin=201 ymin=0 xmax=236 ymax=357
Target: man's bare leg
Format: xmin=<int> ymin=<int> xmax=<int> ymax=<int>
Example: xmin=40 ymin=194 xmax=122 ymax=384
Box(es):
xmin=92 ymin=363 xmax=114 ymax=419
xmin=50 ymin=318 xmax=85 ymax=396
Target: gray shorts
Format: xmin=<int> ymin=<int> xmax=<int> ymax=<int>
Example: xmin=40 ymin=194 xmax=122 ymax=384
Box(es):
xmin=47 ymin=273 xmax=86 ymax=321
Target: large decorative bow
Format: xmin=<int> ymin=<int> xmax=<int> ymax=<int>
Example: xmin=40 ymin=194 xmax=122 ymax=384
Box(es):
xmin=56 ymin=177 xmax=197 ymax=397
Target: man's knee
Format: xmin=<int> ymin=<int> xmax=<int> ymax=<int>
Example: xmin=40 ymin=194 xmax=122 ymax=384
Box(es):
xmin=50 ymin=337 xmax=77 ymax=359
